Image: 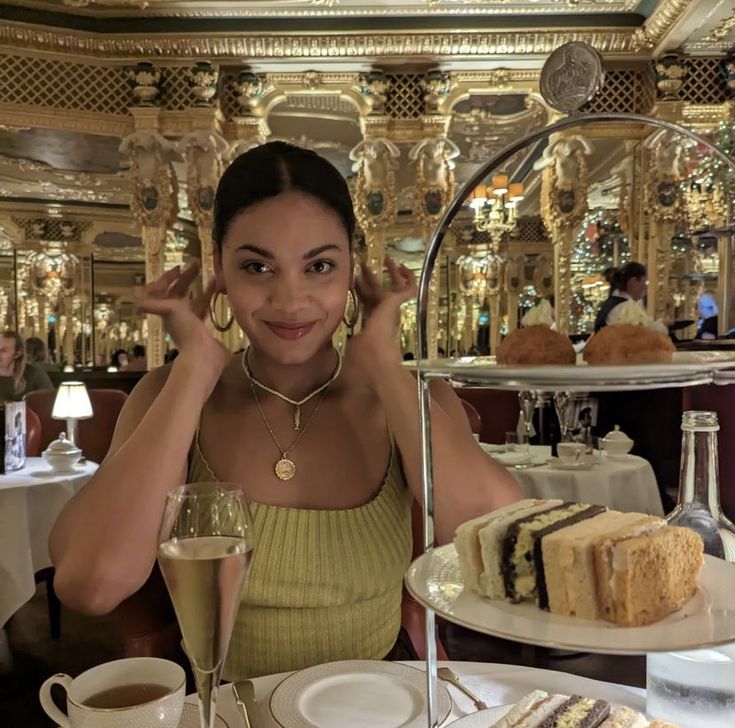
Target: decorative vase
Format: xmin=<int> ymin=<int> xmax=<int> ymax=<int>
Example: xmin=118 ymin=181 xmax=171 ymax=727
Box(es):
xmin=128 ymin=61 xmax=162 ymax=106
xmin=188 ymin=61 xmax=219 ymax=106
xmin=652 ymin=54 xmax=687 ymax=100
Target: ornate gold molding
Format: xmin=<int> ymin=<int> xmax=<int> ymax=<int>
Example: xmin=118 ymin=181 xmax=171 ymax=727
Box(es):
xmin=633 ymin=0 xmax=694 ymax=50
xmin=10 ymin=0 xmax=640 ymax=18
xmin=0 ymin=24 xmax=647 ymax=60
xmin=0 ymin=104 xmax=131 ymax=136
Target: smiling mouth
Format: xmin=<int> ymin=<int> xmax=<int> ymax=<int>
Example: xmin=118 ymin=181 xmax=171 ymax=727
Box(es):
xmin=264 ymin=321 xmax=317 ymax=340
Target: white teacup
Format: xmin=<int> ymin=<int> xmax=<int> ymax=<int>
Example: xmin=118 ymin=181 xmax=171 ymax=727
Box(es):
xmin=556 ymin=441 xmax=586 ymax=465
xmin=39 ymin=657 xmax=185 ymax=728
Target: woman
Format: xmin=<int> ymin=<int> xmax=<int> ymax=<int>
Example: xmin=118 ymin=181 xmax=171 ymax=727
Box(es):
xmin=0 ymin=331 xmax=53 ymax=401
xmin=594 ymin=262 xmax=667 ymax=334
xmin=49 ymin=142 xmax=521 ymax=679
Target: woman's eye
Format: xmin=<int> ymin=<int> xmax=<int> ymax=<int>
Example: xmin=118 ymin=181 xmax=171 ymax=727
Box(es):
xmin=243 ymin=261 xmax=271 ymax=274
xmin=309 ymin=260 xmax=335 ymax=274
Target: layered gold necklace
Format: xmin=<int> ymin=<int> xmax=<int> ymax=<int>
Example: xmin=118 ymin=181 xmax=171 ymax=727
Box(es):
xmin=241 ymin=346 xmax=342 ymax=431
xmin=243 ymin=347 xmax=341 ymax=481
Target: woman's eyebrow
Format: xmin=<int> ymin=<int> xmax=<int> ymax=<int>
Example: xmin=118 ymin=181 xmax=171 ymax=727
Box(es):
xmin=235 ymin=243 xmax=273 ymax=258
xmin=303 ymin=244 xmax=341 ymax=259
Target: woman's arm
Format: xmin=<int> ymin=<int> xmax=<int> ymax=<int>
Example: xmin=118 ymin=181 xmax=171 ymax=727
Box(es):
xmin=370 ymin=355 xmax=523 ymax=544
xmin=49 ymin=356 xmax=217 ymax=614
xmin=353 ymin=259 xmax=523 ymax=544
xmin=49 ymin=264 xmax=228 ymax=615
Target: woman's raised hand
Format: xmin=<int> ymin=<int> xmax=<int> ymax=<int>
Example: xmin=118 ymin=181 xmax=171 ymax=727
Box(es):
xmin=136 ymin=263 xmax=230 ymax=372
xmin=351 ymin=256 xmax=416 ymax=372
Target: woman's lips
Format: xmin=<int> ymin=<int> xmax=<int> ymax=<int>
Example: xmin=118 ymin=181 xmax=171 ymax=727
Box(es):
xmin=264 ymin=321 xmax=317 ymax=340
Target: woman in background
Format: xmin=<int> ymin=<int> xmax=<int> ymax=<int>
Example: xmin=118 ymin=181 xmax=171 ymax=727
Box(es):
xmin=0 ymin=331 xmax=53 ymax=401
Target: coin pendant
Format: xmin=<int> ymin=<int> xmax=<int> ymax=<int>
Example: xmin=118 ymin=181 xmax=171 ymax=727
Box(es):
xmin=275 ymin=457 xmax=296 ymax=481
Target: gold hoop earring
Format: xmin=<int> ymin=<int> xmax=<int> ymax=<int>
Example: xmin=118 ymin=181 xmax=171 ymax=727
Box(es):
xmin=343 ymin=288 xmax=360 ymax=330
xmin=209 ymin=291 xmax=235 ymax=333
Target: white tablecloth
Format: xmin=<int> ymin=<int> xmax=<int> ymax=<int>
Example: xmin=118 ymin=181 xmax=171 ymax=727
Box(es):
xmin=194 ymin=660 xmax=645 ymax=727
xmin=510 ymin=453 xmax=664 ymax=517
xmin=483 ymin=445 xmax=664 ymax=517
xmin=0 ymin=457 xmax=97 ymax=627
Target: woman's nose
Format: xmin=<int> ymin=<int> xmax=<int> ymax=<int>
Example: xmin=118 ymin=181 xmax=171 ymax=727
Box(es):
xmin=269 ymin=273 xmax=308 ymax=310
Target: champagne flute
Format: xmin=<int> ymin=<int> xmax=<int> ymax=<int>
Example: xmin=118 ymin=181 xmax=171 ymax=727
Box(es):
xmin=157 ymin=482 xmax=253 ymax=728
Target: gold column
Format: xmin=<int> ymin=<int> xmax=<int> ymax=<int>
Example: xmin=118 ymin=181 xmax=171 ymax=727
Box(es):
xmin=644 ymin=131 xmax=682 ymax=322
xmin=539 ymin=135 xmax=591 ymax=335
xmin=120 ymin=107 xmax=177 ymax=370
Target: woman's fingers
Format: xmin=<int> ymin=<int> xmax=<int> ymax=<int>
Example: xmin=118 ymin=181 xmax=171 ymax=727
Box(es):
xmin=169 ymin=262 xmax=200 ymax=298
xmin=192 ymin=279 xmax=217 ymax=320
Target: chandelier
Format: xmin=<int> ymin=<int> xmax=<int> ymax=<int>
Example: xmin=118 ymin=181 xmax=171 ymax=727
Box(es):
xmin=27 ymin=246 xmax=78 ymax=304
xmin=469 ymin=175 xmax=525 ymax=247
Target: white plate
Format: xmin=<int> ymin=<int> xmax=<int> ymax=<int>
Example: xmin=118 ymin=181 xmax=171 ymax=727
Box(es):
xmin=445 ymin=705 xmax=511 ymax=727
xmin=546 ymin=457 xmax=596 ymax=471
xmin=413 ymin=351 xmax=735 ymax=392
xmin=405 ymin=545 xmax=735 ymax=655
xmin=269 ymin=660 xmax=453 ymax=728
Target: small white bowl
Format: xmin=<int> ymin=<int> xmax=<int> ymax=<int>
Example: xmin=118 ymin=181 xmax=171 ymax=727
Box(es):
xmin=600 ymin=436 xmax=634 ymax=456
xmin=43 ymin=432 xmax=82 ymax=473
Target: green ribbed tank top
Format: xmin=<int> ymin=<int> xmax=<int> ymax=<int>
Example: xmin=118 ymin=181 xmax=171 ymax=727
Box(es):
xmin=188 ymin=435 xmax=413 ymax=679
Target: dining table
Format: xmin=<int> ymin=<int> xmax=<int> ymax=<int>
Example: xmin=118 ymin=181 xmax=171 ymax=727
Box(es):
xmin=482 ymin=445 xmax=665 ymax=517
xmin=0 ymin=457 xmax=98 ymax=628
xmin=191 ymin=659 xmax=646 ymax=727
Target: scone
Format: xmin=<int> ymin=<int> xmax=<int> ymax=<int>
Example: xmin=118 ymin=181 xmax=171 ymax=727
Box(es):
xmin=497 ymin=325 xmax=576 ymax=365
xmin=584 ymin=324 xmax=675 ymax=365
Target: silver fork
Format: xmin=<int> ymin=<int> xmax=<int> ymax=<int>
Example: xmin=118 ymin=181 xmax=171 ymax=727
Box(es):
xmin=437 ymin=667 xmax=488 ymax=711
xmin=232 ymin=680 xmax=256 ymax=728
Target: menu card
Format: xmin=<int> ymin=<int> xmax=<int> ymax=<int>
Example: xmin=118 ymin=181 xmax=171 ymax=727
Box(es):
xmin=1 ymin=400 xmax=26 ymax=473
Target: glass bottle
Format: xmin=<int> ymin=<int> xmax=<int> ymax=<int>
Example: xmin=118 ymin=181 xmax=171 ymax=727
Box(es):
xmin=666 ymin=410 xmax=735 ymax=561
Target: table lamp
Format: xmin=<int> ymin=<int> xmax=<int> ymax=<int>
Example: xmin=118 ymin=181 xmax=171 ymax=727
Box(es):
xmin=52 ymin=382 xmax=93 ymax=447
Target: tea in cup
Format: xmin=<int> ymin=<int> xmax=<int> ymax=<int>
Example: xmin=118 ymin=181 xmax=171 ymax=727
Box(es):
xmin=556 ymin=441 xmax=585 ymax=465
xmin=39 ymin=656 xmax=185 ymax=728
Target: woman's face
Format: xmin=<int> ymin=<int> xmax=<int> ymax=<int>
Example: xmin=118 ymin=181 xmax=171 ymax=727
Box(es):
xmin=0 ymin=336 xmax=20 ymax=373
xmin=215 ymin=191 xmax=352 ymax=365
xmin=626 ymin=276 xmax=647 ymax=301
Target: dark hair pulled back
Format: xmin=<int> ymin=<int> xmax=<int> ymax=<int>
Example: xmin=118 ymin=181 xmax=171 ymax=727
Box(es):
xmin=213 ymin=141 xmax=356 ymax=249
xmin=603 ymin=261 xmax=647 ymax=296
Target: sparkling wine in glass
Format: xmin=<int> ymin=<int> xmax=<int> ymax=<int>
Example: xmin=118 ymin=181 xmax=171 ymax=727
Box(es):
xmin=157 ymin=482 xmax=253 ymax=728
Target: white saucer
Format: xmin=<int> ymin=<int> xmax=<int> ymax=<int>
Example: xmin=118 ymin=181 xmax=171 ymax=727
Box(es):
xmin=179 ymin=703 xmax=228 ymax=727
xmin=269 ymin=660 xmax=453 ymax=728
xmin=603 ymin=453 xmax=634 ymax=462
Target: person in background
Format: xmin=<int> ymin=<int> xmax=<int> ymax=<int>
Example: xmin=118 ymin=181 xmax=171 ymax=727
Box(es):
xmin=696 ymin=292 xmax=719 ymax=341
xmin=0 ymin=330 xmax=54 ymax=401
xmin=128 ymin=344 xmax=147 ymax=371
xmin=594 ymin=262 xmax=667 ymax=334
xmin=25 ymin=336 xmax=57 ymax=373
xmin=111 ymin=349 xmax=129 ymax=371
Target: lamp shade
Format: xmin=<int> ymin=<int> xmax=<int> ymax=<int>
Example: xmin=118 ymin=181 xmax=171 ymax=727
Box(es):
xmin=52 ymin=382 xmax=93 ymax=420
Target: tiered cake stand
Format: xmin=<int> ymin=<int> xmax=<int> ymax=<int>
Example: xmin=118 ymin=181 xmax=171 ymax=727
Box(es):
xmin=409 ymin=113 xmax=735 ymax=727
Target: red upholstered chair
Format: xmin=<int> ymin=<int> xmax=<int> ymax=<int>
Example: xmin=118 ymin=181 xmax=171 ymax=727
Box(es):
xmin=456 ymin=388 xmax=519 ymax=444
xmin=25 ymin=405 xmax=42 ymax=456
xmin=682 ymin=384 xmax=735 ymax=522
xmin=25 ymin=388 xmax=128 ymax=464
xmin=459 ymin=399 xmax=482 ymax=436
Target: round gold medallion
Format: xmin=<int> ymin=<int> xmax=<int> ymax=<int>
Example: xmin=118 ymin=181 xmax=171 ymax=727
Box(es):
xmin=275 ymin=457 xmax=296 ymax=481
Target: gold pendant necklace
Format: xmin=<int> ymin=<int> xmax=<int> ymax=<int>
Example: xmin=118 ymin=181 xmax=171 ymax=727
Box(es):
xmin=250 ymin=381 xmax=329 ymax=481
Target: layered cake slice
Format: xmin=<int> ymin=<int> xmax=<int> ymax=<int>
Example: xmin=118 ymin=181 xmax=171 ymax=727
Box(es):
xmin=491 ymin=693 xmax=611 ymax=727
xmin=594 ymin=523 xmax=703 ymax=626
xmin=455 ymin=500 xmax=559 ymax=594
xmin=541 ymin=512 xmax=663 ymax=619
xmin=501 ymin=502 xmax=607 ymax=603
xmin=599 ymin=707 xmax=649 ymax=728
xmin=476 ymin=499 xmax=563 ymax=599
